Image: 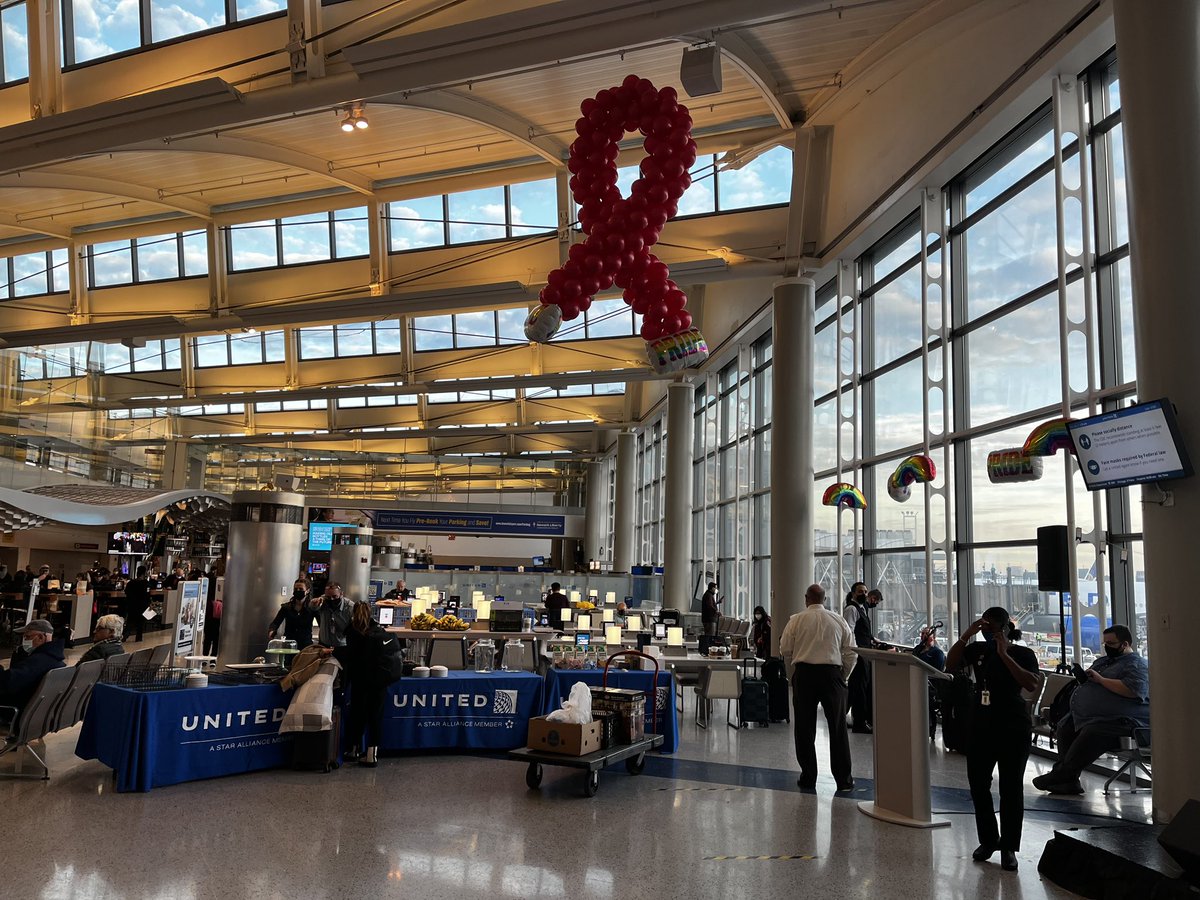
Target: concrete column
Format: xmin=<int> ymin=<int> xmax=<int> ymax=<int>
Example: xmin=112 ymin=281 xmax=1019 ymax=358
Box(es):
xmin=1114 ymin=0 xmax=1200 ymax=823
xmin=584 ymin=461 xmax=605 ymax=564
xmin=612 ymin=430 xmax=636 ymax=573
xmin=769 ymin=278 xmax=815 ymax=654
xmin=663 ymin=382 xmax=694 ymax=612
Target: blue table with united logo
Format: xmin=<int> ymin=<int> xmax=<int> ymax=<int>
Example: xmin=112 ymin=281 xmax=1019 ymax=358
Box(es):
xmin=542 ymin=668 xmax=679 ymax=753
xmin=77 ymin=672 xmax=544 ymax=791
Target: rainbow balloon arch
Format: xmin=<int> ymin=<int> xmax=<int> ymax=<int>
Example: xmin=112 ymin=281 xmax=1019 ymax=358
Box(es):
xmin=523 ymin=76 xmax=709 ymax=374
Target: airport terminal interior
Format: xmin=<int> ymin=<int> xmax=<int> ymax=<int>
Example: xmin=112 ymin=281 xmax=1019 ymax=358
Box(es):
xmin=0 ymin=0 xmax=1197 ymax=898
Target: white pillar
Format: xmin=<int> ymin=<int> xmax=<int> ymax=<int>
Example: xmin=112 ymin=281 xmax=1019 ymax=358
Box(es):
xmin=769 ymin=278 xmax=815 ymax=654
xmin=1114 ymin=0 xmax=1200 ymax=823
xmin=663 ymin=382 xmax=694 ymax=612
xmin=584 ymin=461 xmax=605 ymax=564
xmin=612 ymin=430 xmax=636 ymax=573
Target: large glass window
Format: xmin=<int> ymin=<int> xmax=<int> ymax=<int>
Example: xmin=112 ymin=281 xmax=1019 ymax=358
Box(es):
xmin=1 ymin=2 xmax=29 ymax=83
xmin=228 ymin=210 xmax=366 ymax=271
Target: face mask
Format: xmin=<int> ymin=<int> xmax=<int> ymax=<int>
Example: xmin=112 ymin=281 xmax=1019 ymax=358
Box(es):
xmin=21 ymin=639 xmax=33 ymax=653
xmin=1104 ymin=645 xmax=1123 ymax=659
xmin=293 ymin=590 xmax=306 ymax=601
xmin=982 ymin=631 xmax=995 ymax=643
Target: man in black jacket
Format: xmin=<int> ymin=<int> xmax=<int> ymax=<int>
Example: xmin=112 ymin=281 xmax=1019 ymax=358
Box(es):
xmin=843 ymin=583 xmax=881 ymax=733
xmin=0 ymin=619 xmax=66 ymax=718
xmin=123 ymin=566 xmax=151 ymax=642
xmin=544 ymin=583 xmax=569 ymax=626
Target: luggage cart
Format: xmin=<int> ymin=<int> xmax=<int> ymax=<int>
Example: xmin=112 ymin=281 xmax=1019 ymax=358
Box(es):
xmin=509 ymin=650 xmax=664 ymax=797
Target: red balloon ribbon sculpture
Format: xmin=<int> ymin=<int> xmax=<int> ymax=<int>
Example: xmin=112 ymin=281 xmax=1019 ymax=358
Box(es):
xmin=523 ymin=75 xmax=709 ymax=374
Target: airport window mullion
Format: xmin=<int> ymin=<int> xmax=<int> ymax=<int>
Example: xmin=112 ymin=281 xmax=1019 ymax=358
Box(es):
xmin=504 ymin=185 xmax=513 ymax=239
xmin=138 ymin=0 xmax=151 ymax=46
xmin=225 ymin=0 xmax=238 ymax=24
xmin=274 ymin=219 xmax=284 ymax=268
xmin=441 ymin=195 xmax=450 ymax=246
xmin=327 ymin=212 xmax=336 ymax=258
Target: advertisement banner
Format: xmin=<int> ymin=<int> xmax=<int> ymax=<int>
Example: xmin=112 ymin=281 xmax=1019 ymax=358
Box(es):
xmin=380 ymin=671 xmax=542 ymax=750
xmin=371 ymin=510 xmax=565 ymax=536
xmin=173 ymin=580 xmax=203 ymax=658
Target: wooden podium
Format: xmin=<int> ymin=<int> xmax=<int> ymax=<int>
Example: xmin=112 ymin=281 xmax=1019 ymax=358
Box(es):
xmin=854 ymin=647 xmax=952 ymax=829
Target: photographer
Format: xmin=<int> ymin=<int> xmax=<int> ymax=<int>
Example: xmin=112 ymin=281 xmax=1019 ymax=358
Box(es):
xmin=946 ymin=607 xmax=1040 ymax=873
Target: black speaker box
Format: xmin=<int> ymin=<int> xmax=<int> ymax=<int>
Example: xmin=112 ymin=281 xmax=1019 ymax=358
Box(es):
xmin=1159 ymin=798 xmax=1200 ymax=886
xmin=1037 ymin=525 xmax=1071 ymax=592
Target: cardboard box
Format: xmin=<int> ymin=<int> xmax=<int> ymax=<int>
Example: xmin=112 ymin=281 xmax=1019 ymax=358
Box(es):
xmin=526 ymin=716 xmax=603 ymax=756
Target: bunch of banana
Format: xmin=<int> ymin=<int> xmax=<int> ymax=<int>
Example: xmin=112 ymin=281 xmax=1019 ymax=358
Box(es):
xmin=410 ymin=612 xmax=439 ymax=630
xmin=434 ymin=614 xmax=471 ymax=631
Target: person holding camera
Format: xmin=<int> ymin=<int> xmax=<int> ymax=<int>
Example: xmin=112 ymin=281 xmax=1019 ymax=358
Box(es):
xmin=946 ymin=607 xmax=1041 ymax=872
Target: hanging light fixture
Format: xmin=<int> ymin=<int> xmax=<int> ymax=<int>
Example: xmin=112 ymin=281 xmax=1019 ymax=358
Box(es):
xmin=340 ymin=102 xmax=369 ymax=132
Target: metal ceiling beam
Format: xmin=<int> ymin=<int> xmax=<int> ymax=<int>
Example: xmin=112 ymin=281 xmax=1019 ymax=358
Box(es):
xmin=0 ymin=172 xmax=212 ymax=220
xmin=0 ymin=213 xmax=70 ymax=241
xmin=374 ymin=91 xmax=568 ymax=168
xmin=0 ymin=1 xmax=814 ymax=174
xmin=120 ymin=134 xmax=375 ymax=196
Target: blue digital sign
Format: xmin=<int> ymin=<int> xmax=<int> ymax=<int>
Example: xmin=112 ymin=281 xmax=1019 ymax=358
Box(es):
xmin=308 ymin=522 xmax=334 ymax=551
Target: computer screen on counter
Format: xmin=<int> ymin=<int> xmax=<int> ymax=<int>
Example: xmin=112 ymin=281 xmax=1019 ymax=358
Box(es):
xmin=376 ymin=607 xmax=394 ymax=626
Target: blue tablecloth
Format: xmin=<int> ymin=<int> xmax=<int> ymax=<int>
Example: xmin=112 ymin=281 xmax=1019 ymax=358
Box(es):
xmin=76 ymin=682 xmax=294 ymax=793
xmin=542 ymin=668 xmax=679 ymax=753
xmin=382 ymin=671 xmax=542 ymax=751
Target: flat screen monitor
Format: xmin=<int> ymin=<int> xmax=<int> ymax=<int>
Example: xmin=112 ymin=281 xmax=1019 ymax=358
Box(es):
xmin=539 ymin=614 xmax=549 ymax=627
xmin=653 ymin=623 xmax=667 ymax=640
xmin=445 ymin=595 xmax=460 ymax=612
xmin=659 ymin=609 xmax=681 ymax=627
xmin=108 ymin=531 xmax=150 ymax=554
xmin=376 ymin=607 xmax=394 ymax=626
xmin=438 ymin=590 xmax=447 ymax=601
xmin=1068 ymin=398 xmax=1194 ymax=490
xmin=307 ymin=522 xmax=334 ymax=551
xmin=307 ymin=562 xmax=328 ymax=575
xmin=532 ymin=555 xmax=546 ymax=566
xmin=574 ymin=632 xmax=591 ymax=649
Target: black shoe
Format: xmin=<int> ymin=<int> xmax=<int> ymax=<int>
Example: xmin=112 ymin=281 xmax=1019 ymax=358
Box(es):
xmin=1001 ymin=850 xmax=1018 ymax=871
xmin=835 ymin=778 xmax=855 ymax=792
xmin=972 ymin=843 xmax=999 ymax=862
xmin=1047 ymin=781 xmax=1084 ymax=795
xmin=344 ymin=747 xmax=361 ymax=762
xmin=797 ymin=777 xmax=816 ymax=789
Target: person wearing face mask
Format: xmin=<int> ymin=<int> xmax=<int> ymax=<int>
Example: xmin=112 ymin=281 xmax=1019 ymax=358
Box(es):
xmin=947 ymin=607 xmax=1041 ymax=873
xmin=1032 ymin=624 xmax=1149 ymax=795
xmin=843 ymin=583 xmax=880 ymax=733
xmin=0 ymin=619 xmax=66 ymax=721
xmin=750 ymin=605 xmax=772 ymax=659
xmin=268 ymin=581 xmax=317 ymax=650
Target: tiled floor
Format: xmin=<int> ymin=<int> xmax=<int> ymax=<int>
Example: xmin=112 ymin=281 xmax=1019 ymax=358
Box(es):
xmin=1 ymin=665 xmax=1150 ymax=900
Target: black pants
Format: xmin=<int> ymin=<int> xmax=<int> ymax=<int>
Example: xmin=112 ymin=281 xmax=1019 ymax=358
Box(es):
xmin=967 ymin=723 xmax=1031 ymax=851
xmin=1048 ymin=716 xmax=1127 ymax=782
xmin=347 ymin=679 xmax=387 ymax=749
xmin=791 ymin=664 xmax=852 ymax=785
xmin=202 ymin=619 xmax=220 ymax=656
xmin=848 ymin=656 xmax=872 ymax=727
xmin=125 ymin=603 xmax=146 ymax=641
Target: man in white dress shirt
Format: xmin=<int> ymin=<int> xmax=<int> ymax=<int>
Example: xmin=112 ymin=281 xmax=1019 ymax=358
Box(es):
xmin=778 ymin=583 xmax=858 ymax=791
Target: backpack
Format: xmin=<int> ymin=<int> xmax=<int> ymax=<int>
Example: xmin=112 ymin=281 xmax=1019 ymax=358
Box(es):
xmin=371 ymin=628 xmax=405 ymax=683
xmin=1047 ymin=679 xmax=1078 ymax=728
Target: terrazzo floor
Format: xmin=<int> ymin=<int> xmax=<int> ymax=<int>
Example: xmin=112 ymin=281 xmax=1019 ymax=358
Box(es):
xmin=2 ymin=649 xmax=1150 ymax=899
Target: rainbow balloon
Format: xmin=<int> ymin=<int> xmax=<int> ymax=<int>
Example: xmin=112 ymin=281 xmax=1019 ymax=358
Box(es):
xmin=987 ymin=448 xmax=1044 ymax=483
xmin=1022 ymin=418 xmax=1075 ymax=457
xmin=822 ymin=482 xmax=867 ymax=510
xmin=887 ymin=455 xmax=937 ymax=502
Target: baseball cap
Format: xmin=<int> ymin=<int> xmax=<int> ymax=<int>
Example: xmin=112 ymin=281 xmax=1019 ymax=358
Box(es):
xmin=16 ymin=618 xmax=54 ymax=635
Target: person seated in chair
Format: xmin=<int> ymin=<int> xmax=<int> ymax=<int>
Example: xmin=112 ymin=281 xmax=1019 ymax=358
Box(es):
xmin=77 ymin=615 xmax=126 ymax=664
xmin=0 ymin=619 xmax=66 ymax=719
xmin=1032 ymin=624 xmax=1149 ymax=795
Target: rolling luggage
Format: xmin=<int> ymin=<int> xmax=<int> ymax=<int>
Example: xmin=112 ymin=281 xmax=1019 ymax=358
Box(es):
xmin=291 ymin=706 xmax=341 ymax=772
xmin=739 ymin=677 xmax=770 ymax=727
xmin=762 ymin=656 xmax=790 ymax=723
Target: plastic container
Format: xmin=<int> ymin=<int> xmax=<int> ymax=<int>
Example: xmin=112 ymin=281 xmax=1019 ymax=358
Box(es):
xmin=473 ymin=639 xmax=496 ymax=673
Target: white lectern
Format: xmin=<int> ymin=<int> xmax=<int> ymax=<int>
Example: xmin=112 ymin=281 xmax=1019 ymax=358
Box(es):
xmin=854 ymin=647 xmax=952 ymax=829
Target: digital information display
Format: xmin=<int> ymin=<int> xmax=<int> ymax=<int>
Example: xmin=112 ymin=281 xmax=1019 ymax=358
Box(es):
xmin=1068 ymin=399 xmax=1193 ymax=490
xmin=308 ymin=522 xmax=334 ymax=551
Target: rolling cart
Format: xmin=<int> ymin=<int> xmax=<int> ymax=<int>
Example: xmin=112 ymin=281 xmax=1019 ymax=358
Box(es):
xmin=509 ymin=650 xmax=664 ymax=797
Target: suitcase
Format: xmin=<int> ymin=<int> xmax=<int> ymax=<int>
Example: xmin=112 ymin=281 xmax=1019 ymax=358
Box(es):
xmin=762 ymin=656 xmax=790 ymax=723
xmin=739 ymin=678 xmax=770 ymax=727
xmin=291 ymin=707 xmax=341 ymax=772
xmin=938 ymin=675 xmax=973 ymax=754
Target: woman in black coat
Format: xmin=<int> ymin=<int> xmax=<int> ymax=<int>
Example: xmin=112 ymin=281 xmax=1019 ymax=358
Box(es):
xmin=750 ymin=605 xmax=772 ymax=659
xmin=328 ymin=601 xmax=391 ymax=767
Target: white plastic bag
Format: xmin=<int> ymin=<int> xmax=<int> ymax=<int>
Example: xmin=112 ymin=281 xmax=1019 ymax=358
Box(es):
xmin=545 ymin=681 xmax=593 ymax=724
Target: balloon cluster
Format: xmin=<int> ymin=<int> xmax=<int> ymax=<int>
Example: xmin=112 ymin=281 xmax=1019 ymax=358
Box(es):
xmin=526 ymin=75 xmax=708 ymax=372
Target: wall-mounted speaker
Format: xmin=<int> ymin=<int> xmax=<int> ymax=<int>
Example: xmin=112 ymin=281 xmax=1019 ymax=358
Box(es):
xmin=680 ymin=45 xmax=722 ymax=98
xmin=1036 ymin=525 xmax=1070 ymax=592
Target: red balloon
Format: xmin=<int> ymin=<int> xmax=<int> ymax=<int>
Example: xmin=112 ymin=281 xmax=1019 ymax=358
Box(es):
xmin=678 ymin=310 xmax=692 ymax=331
xmin=542 ymin=285 xmax=562 ymax=306
xmin=647 ymin=261 xmax=670 ymax=282
xmin=665 ymin=289 xmax=686 ymax=313
xmin=581 ymin=276 xmax=601 ymax=297
xmin=662 ymin=313 xmax=683 ymax=335
xmin=568 ymin=243 xmax=588 ymax=262
xmin=640 ymin=319 xmax=663 ymax=341
xmin=561 ymin=304 xmax=581 ymax=322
